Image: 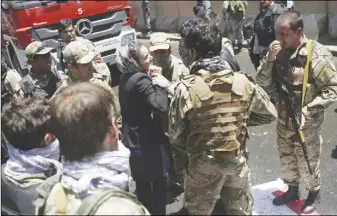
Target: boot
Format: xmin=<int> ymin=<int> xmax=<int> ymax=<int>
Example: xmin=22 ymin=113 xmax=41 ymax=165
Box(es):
xmin=272 ymin=185 xmax=300 ymax=206
xmin=301 ymin=189 xmax=321 ymax=213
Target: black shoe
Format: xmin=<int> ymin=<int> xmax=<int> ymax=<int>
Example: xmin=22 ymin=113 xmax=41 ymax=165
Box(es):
xmin=301 ymin=189 xmax=321 ymax=213
xmin=273 ymin=185 xmax=300 ymax=206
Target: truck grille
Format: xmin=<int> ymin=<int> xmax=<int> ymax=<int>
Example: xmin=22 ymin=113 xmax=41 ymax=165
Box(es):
xmin=31 ymin=10 xmax=127 ymax=50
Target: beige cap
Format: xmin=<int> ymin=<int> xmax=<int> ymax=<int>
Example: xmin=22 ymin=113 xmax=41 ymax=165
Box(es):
xmin=149 ymin=32 xmax=170 ymax=52
xmin=62 ymin=40 xmax=95 ymax=64
xmin=25 ymin=41 xmax=54 ymax=60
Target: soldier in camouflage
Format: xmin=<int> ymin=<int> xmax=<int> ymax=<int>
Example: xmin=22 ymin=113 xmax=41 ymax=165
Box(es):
xmin=222 ymin=0 xmax=248 ymax=53
xmin=150 ymin=32 xmax=189 ymax=83
xmin=52 ymin=40 xmax=121 ymax=121
xmin=58 ymin=19 xmax=111 ymax=85
xmin=153 ymin=18 xmax=278 ymax=215
xmin=256 ymin=11 xmax=337 ymax=213
xmin=149 ymin=32 xmax=189 ymax=193
xmin=17 ymin=41 xmax=66 ymax=99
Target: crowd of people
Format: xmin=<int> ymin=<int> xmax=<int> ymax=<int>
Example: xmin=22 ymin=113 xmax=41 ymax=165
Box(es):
xmin=1 ymin=1 xmax=337 ymax=215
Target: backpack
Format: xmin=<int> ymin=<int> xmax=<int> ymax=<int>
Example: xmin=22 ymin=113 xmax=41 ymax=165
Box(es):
xmin=228 ymin=1 xmax=246 ymax=20
xmin=34 ymin=174 xmax=148 ymax=215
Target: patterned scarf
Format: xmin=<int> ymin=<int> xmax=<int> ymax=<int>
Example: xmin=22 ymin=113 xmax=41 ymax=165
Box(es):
xmin=4 ymin=139 xmax=61 ymax=180
xmin=190 ymin=56 xmax=232 ymax=74
xmin=116 ymin=42 xmax=142 ymax=74
xmin=61 ymin=141 xmax=130 ymax=198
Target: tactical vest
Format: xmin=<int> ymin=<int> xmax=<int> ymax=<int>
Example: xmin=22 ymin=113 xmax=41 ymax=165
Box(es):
xmin=35 ymin=174 xmax=148 ymax=215
xmin=182 ymin=70 xmax=250 ymax=154
xmin=1 ymin=165 xmax=39 ymax=215
xmin=19 ymin=70 xmax=61 ymax=99
xmin=254 ymin=4 xmax=285 ymax=47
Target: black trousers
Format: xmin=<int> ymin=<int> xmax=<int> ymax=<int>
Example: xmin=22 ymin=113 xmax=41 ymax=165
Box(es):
xmin=135 ymin=178 xmax=167 ymax=215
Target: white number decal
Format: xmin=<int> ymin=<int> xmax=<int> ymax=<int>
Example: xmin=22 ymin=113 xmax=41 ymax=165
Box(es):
xmin=78 ymin=8 xmax=83 ymax=14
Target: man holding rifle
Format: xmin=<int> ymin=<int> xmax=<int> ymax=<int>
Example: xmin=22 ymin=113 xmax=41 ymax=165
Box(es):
xmin=256 ymin=10 xmax=337 ymax=213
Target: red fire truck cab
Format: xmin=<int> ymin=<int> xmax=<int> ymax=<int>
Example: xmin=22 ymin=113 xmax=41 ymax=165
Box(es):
xmin=1 ymin=0 xmax=136 ymax=76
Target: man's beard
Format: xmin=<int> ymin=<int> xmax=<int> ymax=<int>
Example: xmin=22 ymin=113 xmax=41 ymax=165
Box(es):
xmin=152 ymin=55 xmax=172 ymax=69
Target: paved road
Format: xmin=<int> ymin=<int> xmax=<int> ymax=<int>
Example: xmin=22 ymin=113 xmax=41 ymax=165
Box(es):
xmin=127 ymin=38 xmax=337 ymax=215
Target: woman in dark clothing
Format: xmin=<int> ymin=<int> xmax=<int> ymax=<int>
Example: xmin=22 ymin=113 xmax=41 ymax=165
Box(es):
xmin=116 ymin=41 xmax=168 ymax=215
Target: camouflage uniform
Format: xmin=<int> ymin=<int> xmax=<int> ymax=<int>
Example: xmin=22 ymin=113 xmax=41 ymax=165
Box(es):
xmin=62 ymin=37 xmax=111 ymax=86
xmin=150 ymin=32 xmax=190 ymax=188
xmin=169 ymin=66 xmax=278 ymax=215
xmin=160 ymin=54 xmax=189 ymax=83
xmin=54 ymin=40 xmax=121 ymax=123
xmin=17 ymin=41 xmax=66 ymax=99
xmin=160 ymin=54 xmax=189 ymax=187
xmin=256 ymin=36 xmax=337 ymax=191
xmin=149 ymin=32 xmax=189 ymax=82
xmin=35 ymin=175 xmax=150 ymax=215
xmin=223 ymin=0 xmax=248 ymax=45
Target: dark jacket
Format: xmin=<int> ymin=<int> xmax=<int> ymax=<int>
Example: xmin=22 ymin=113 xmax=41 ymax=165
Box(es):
xmin=119 ymin=72 xmax=169 ymax=181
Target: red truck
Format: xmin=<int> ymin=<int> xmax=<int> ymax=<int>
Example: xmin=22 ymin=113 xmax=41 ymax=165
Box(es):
xmin=1 ymin=0 xmax=136 ymax=76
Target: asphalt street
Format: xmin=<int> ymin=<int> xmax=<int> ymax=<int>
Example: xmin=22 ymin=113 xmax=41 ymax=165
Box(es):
xmin=123 ymin=38 xmax=337 ymax=215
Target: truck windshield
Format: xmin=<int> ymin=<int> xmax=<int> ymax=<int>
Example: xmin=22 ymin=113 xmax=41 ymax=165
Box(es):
xmin=8 ymin=1 xmax=68 ymax=10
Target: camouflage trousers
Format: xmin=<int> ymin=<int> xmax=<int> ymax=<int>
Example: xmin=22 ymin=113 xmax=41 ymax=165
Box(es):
xmin=226 ymin=17 xmax=244 ymax=44
xmin=277 ymin=122 xmax=322 ymax=190
xmin=184 ymin=149 xmax=253 ymax=215
xmin=93 ymin=61 xmax=111 ymax=86
xmin=171 ymin=147 xmax=188 ymax=186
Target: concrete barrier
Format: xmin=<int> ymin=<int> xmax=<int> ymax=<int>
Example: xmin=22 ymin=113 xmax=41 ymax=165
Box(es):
xmin=128 ymin=1 xmax=333 ymax=37
xmin=154 ymin=16 xmax=179 ymax=32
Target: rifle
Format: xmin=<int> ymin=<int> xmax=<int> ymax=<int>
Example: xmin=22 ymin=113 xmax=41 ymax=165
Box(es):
xmin=57 ymin=39 xmax=66 ymax=72
xmin=273 ymin=40 xmax=313 ymax=175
